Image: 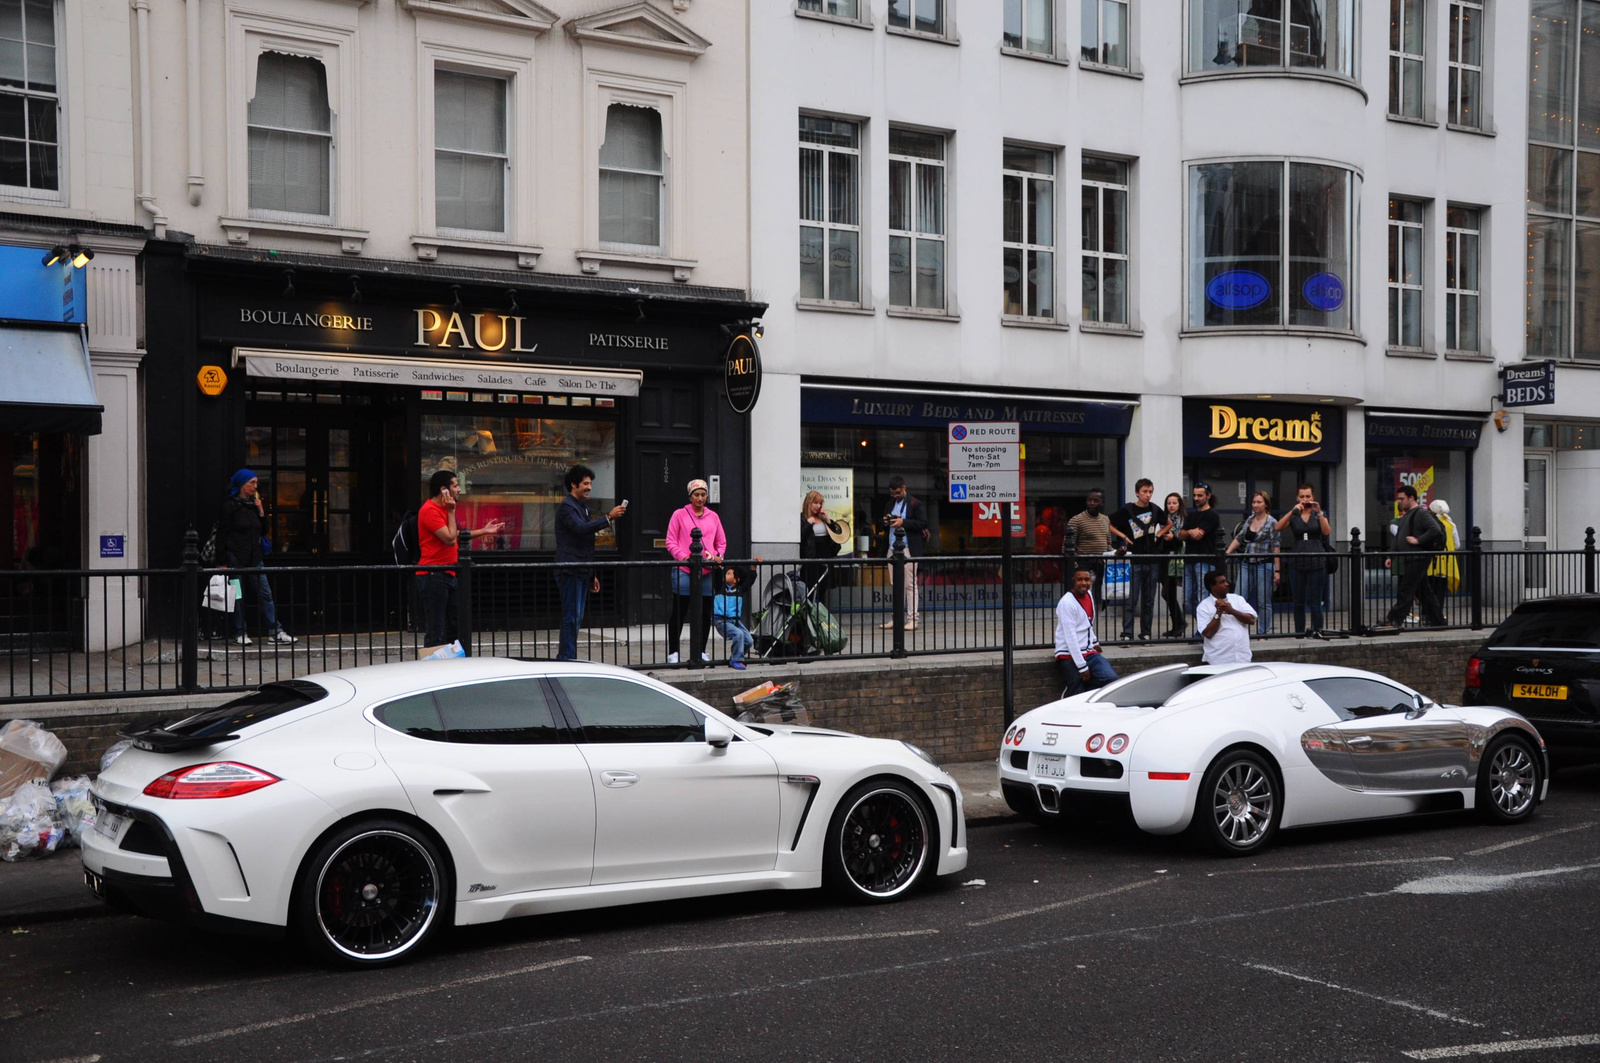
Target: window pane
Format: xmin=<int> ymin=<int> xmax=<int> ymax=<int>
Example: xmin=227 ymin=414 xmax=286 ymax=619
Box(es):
xmin=1528 ymin=144 xmax=1572 ymax=213
xmin=1401 ymin=0 xmax=1423 ymax=53
xmin=1025 ymin=0 xmax=1052 ymax=54
xmin=434 ymin=72 xmax=506 ymax=154
xmin=800 ymin=226 xmax=825 ymax=299
xmin=1003 ymin=173 xmax=1024 ymax=244
xmin=798 ymin=0 xmax=860 ymax=15
xmin=375 ymin=694 xmax=446 ymax=741
xmin=1576 ymin=221 xmax=1600 ymax=358
xmin=828 ymin=150 xmax=858 ymax=225
xmin=1004 ymin=146 xmax=1052 ymax=174
xmin=1082 ymin=155 xmax=1126 ymax=185
xmin=25 ymin=95 xmax=52 ymax=142
xmin=915 ymin=238 xmax=945 ymax=309
xmin=1527 ymin=216 xmax=1572 ymax=358
xmin=890 ymin=128 xmax=943 ymax=160
xmin=0 ymin=1 xmax=20 ymax=39
xmin=599 ymin=170 xmax=661 ymax=245
xmin=799 ymin=147 xmax=824 ymax=222
xmin=1102 ymin=186 xmax=1126 ymax=254
xmin=1101 ymin=255 xmax=1127 ymax=324
xmin=600 ymin=105 xmax=661 ymax=171
xmin=888 ymin=0 xmax=909 ymax=28
xmin=1457 ymin=68 xmax=1481 ymax=128
xmin=1004 ymin=0 xmax=1022 ymax=49
xmin=916 ymin=161 xmax=944 ymax=235
xmin=1583 ymin=2 xmax=1600 ymax=151
xmin=1191 ymin=0 xmax=1352 ymax=75
xmin=1081 ymin=184 xmax=1100 ymax=251
xmin=436 ymin=680 xmax=561 ymax=745
xmin=1529 ymin=0 xmax=1577 ymax=145
xmin=1100 ymin=0 xmax=1128 ymax=67
xmin=0 ymin=39 xmax=19 ymax=88
xmin=1029 ymin=248 xmax=1054 ymax=318
xmin=1030 ymin=177 xmax=1054 ymax=247
xmin=1082 ymin=254 xmax=1101 ymax=321
xmin=1457 ymin=2 xmax=1481 ymax=65
xmin=249 ymin=53 xmax=331 ymax=133
xmin=889 ymin=158 xmax=911 ymax=231
xmin=22 ymin=0 xmax=50 ymax=44
xmin=828 ymin=228 xmax=859 ymax=302
xmin=1401 ymin=288 xmax=1421 ymax=346
xmin=1080 ymin=0 xmax=1098 ymax=62
xmin=24 ymin=42 xmax=50 ymax=91
xmin=436 ymin=152 xmax=505 ymax=232
xmin=1579 ymin=152 xmax=1600 ymax=218
xmin=1004 ymin=245 xmax=1025 ymax=316
xmin=1446 ymin=291 xmax=1458 ymax=350
xmin=1401 ymin=57 xmax=1424 ymax=119
xmin=889 ymin=234 xmax=912 ymax=306
xmin=1458 ymin=293 xmax=1479 ymax=351
xmin=1401 ymin=224 xmax=1422 ymax=284
xmin=1458 ymin=229 xmax=1479 ymax=290
xmin=0 ymin=94 xmax=20 ymax=138
xmin=915 ymin=0 xmax=942 ymax=34
xmin=249 ymin=128 xmax=331 ymax=215
xmin=1290 ymin=164 xmax=1353 ymax=329
xmin=1190 ymin=160 xmax=1283 ymax=328
xmin=799 ymin=115 xmax=857 ymax=149
xmin=561 ymin=677 xmax=704 ymax=744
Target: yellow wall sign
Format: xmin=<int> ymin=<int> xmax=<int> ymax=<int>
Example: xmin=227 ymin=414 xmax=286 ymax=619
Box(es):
xmin=197 ymin=365 xmax=228 ymax=396
xmin=1206 ymin=403 xmax=1323 ymax=458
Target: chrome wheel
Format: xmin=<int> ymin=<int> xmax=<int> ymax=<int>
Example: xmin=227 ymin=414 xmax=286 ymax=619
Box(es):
xmin=836 ymin=787 xmax=929 ymax=899
xmin=1487 ymin=742 xmax=1537 ymax=818
xmin=1211 ymin=761 xmax=1275 ymax=849
xmin=315 ymin=830 xmax=441 ymax=961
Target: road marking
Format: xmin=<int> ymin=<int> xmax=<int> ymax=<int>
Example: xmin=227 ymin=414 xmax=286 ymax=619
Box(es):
xmin=965 ymin=878 xmax=1160 ymax=927
xmin=1242 ymin=962 xmax=1483 ymax=1028
xmin=481 ymin=936 xmax=582 ymax=956
xmin=1394 ymin=861 xmax=1600 ymax=895
xmin=1210 ymin=856 xmax=1454 ymax=876
xmin=1464 ymin=823 xmax=1595 ymax=857
xmin=169 ymin=955 xmax=590 ymax=1047
xmin=1402 ymin=1033 xmax=1600 ymax=1059
xmin=31 ymin=1056 xmax=102 ymax=1063
xmin=634 ymin=929 xmax=936 ymax=954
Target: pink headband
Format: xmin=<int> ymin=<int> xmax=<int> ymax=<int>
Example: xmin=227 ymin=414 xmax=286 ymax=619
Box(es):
xmin=687 ymin=479 xmax=709 ymax=495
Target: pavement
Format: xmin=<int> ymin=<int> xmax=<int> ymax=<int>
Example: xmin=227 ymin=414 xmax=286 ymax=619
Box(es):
xmin=0 ymin=757 xmax=1012 ymax=927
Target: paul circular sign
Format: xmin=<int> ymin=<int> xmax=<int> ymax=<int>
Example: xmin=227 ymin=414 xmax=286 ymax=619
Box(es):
xmin=1302 ymin=272 xmax=1345 ymax=312
xmin=1205 ymin=270 xmax=1272 ymax=311
xmin=725 ymin=333 xmax=762 ymax=415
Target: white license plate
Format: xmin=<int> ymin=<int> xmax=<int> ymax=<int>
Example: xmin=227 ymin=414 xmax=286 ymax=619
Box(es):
xmin=1033 ymin=754 xmax=1067 ymax=779
xmin=92 ymin=800 xmax=124 ymax=839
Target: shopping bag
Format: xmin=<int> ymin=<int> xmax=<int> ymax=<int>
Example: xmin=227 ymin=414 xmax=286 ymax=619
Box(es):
xmin=202 ymin=574 xmax=240 ymax=613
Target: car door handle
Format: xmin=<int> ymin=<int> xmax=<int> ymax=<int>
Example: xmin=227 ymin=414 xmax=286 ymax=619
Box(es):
xmin=1347 ymin=736 xmax=1373 ymax=745
xmin=601 ymin=770 xmax=639 ymax=788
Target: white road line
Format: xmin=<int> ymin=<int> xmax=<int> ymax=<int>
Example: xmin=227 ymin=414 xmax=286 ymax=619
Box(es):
xmin=1464 ymin=823 xmax=1596 ymax=857
xmin=1242 ymin=962 xmax=1483 ymax=1028
xmin=482 ymin=936 xmax=583 ymax=955
xmin=634 ymin=929 xmax=936 ymax=954
xmin=169 ymin=955 xmax=590 ymax=1047
xmin=1394 ymin=861 xmax=1600 ymax=896
xmin=1402 ymin=1033 xmax=1600 ymax=1059
xmin=30 ymin=1055 xmax=102 ymax=1063
xmin=965 ymin=878 xmax=1160 ymax=927
xmin=1210 ymin=856 xmax=1455 ymax=876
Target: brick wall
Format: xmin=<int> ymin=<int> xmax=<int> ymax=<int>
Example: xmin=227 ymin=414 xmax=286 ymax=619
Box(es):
xmin=4 ymin=634 xmax=1481 ymax=777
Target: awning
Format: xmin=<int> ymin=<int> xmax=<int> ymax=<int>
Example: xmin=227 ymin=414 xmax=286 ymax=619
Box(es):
xmin=0 ymin=323 xmax=101 ymax=434
xmin=232 ymin=348 xmax=642 ymax=397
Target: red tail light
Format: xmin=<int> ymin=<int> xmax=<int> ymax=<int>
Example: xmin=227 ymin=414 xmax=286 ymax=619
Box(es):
xmin=1465 ymin=656 xmax=1482 ymax=689
xmin=144 ymin=762 xmax=280 ymax=799
xmin=1148 ymin=772 xmax=1191 ymax=781
xmin=1107 ymin=734 xmax=1129 ymax=755
xmin=1086 ymin=734 xmax=1105 ymax=753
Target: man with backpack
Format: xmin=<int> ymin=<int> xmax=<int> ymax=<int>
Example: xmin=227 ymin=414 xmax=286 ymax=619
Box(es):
xmin=554 ymin=464 xmax=626 ymax=661
xmin=416 ymin=470 xmax=506 ymax=650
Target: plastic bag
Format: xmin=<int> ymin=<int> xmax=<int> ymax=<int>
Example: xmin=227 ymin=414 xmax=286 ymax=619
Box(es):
xmin=51 ymin=775 xmax=94 ymax=848
xmin=101 ymin=739 xmax=133 ymax=773
xmin=0 ymin=780 xmax=66 ymax=861
xmin=732 ymin=681 xmax=809 ymax=726
xmin=0 ymin=719 xmax=68 ymax=799
xmin=420 ymin=640 xmax=466 ymax=661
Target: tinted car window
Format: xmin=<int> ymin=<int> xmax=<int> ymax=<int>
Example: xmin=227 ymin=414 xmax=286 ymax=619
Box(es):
xmin=559 ymin=677 xmax=705 ymax=744
xmin=1305 ymin=678 xmax=1414 ymax=721
xmin=164 ymin=680 xmax=327 ymax=737
xmin=435 ymin=680 xmax=562 ymax=745
xmin=1486 ymin=602 xmax=1600 ymax=649
xmin=375 ymin=694 xmax=446 ymax=741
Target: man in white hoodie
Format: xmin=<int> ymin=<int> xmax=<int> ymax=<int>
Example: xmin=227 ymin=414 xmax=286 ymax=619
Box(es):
xmin=1056 ymin=567 xmax=1119 ymax=697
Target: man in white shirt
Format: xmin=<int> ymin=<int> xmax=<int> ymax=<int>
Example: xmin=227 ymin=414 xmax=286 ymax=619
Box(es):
xmin=1196 ymin=569 xmax=1258 ymax=665
xmin=1055 ymin=567 xmax=1119 ymax=697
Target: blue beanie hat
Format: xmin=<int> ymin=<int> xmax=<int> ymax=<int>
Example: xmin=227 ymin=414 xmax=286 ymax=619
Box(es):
xmin=230 ymin=468 xmax=258 ymax=495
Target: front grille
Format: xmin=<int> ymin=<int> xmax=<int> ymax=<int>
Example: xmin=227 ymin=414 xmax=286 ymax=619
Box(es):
xmin=1080 ymin=757 xmax=1125 ymax=779
xmin=1008 ymin=750 xmax=1028 ymax=770
xmin=121 ymin=821 xmax=167 ymax=857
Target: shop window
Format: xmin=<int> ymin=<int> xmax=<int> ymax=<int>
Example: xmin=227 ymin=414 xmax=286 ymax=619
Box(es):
xmin=0 ymin=0 xmax=59 ymax=196
xmin=1447 ymin=0 xmax=1484 ymax=128
xmin=1188 ymin=0 xmax=1356 ymax=79
xmin=1365 ymin=448 xmax=1467 ymax=547
xmin=434 ymin=71 xmax=508 ymax=235
xmin=798 ymin=0 xmax=861 ymax=18
xmin=599 ymin=104 xmax=663 ymax=250
xmin=1004 ymin=0 xmax=1054 ymax=57
xmin=1081 ymin=153 xmax=1129 ymax=326
xmin=1002 ymin=144 xmax=1055 ymax=320
xmin=1389 ymin=0 xmax=1426 ymax=120
xmin=799 ymin=114 xmax=862 ymax=304
xmin=247 ymin=52 xmax=333 ymax=218
xmin=888 ymin=127 xmax=947 ymax=312
xmin=1081 ymin=0 xmax=1128 ymax=67
xmin=1187 ymin=159 xmax=1357 ymax=331
xmin=1445 ymin=205 xmax=1481 ymax=352
xmin=888 ymin=0 xmax=943 ymax=36
xmin=421 ymin=413 xmax=617 ymax=552
xmin=1387 ymin=197 xmax=1426 ymax=349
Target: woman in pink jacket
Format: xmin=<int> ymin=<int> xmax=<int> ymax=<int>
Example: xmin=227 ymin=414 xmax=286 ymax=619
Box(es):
xmin=665 ymin=478 xmax=726 ymax=663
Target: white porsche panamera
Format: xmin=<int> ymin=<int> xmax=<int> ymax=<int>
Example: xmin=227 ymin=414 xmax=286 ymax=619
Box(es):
xmin=82 ymin=659 xmax=966 ymax=966
xmin=998 ymin=662 xmax=1548 ymax=855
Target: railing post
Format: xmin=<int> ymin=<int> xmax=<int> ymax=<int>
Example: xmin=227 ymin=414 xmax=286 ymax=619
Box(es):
xmin=1586 ymin=527 xmax=1597 ymax=594
xmin=457 ymin=549 xmax=474 ymax=657
xmin=1346 ymin=527 xmax=1363 ymax=636
xmin=1468 ymin=525 xmax=1484 ymax=631
xmin=180 ymin=526 xmax=200 ymax=693
xmin=689 ymin=528 xmax=705 ymax=669
xmin=1001 ymin=524 xmax=1015 ymax=724
xmin=890 ymin=531 xmax=907 ymax=659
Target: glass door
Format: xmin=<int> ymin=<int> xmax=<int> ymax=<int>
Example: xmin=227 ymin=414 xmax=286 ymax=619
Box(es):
xmin=1524 ymin=454 xmax=1551 ymax=594
xmin=243 ymin=413 xmax=381 ymax=563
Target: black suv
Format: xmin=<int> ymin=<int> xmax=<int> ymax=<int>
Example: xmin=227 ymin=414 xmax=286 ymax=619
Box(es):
xmin=1464 ymin=595 xmax=1600 ymax=763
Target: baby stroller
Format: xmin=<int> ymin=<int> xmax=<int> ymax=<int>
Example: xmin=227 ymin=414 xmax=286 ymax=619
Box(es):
xmin=754 ymin=571 xmax=847 ymax=659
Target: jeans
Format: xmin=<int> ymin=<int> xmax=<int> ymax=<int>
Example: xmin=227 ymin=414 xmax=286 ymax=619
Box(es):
xmin=555 ymin=573 xmax=590 ymax=661
xmin=1121 ymin=556 xmax=1158 ymax=637
xmin=418 ymin=572 xmax=458 ymax=647
xmin=1288 ymin=566 xmax=1327 ymax=633
xmin=669 ymin=569 xmax=715 ymax=658
xmin=230 ymin=567 xmax=282 ymax=637
xmin=714 ymin=617 xmax=754 ymax=665
xmin=1059 ymin=651 xmax=1120 ymax=698
xmin=1238 ymin=560 xmax=1275 ymax=635
xmin=1389 ymin=561 xmax=1447 ymax=627
xmin=1184 ymin=561 xmax=1215 ymax=619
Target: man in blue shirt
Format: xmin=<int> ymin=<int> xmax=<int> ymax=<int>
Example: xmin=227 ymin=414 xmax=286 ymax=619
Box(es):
xmin=554 ymin=464 xmax=626 ymax=661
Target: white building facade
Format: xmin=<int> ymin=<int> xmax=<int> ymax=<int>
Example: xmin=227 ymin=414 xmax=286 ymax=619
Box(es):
xmin=748 ymin=0 xmax=1599 ymax=561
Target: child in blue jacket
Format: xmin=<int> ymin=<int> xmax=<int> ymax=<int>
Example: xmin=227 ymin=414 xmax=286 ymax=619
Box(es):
xmin=713 ymin=567 xmax=755 ymax=670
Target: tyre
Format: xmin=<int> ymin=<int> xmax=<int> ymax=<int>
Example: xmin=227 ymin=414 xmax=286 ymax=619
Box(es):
xmin=294 ymin=818 xmax=450 ymax=967
xmin=1191 ymin=750 xmax=1281 ymax=856
xmin=1477 ymin=734 xmax=1542 ymax=825
xmin=823 ymin=779 xmax=935 ymax=903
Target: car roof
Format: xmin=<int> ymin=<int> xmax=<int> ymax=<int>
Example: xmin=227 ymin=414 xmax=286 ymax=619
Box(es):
xmin=1238 ymin=661 xmax=1411 ymax=684
xmin=304 ymin=657 xmax=646 ymax=699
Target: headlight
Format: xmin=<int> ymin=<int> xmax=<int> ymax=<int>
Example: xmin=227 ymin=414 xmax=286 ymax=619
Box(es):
xmin=901 ymin=740 xmax=939 ymax=768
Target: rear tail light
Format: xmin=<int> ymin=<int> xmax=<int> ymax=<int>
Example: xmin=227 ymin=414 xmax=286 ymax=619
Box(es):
xmin=144 ymin=762 xmax=280 ymax=800
xmin=1148 ymin=772 xmax=1191 ymax=781
xmin=1086 ymin=734 xmax=1105 ymax=753
xmin=1108 ymin=734 xmax=1129 ymax=755
xmin=1465 ymin=656 xmax=1482 ymax=689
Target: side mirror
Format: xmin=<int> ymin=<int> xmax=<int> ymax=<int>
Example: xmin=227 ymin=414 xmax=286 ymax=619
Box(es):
xmin=1406 ymin=694 xmax=1433 ymax=720
xmin=705 ymin=718 xmax=733 ymax=750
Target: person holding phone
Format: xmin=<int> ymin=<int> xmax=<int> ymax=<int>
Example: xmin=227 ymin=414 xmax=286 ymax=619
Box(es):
xmin=1275 ymin=483 xmax=1332 ymax=638
xmin=554 ymin=463 xmax=627 ymax=661
xmin=665 ymin=478 xmax=727 ymax=663
xmin=217 ymin=468 xmax=293 ymax=646
xmin=417 ymin=469 xmax=507 ymax=651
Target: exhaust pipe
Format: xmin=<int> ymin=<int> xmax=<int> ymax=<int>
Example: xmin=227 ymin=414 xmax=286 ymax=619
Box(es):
xmin=1036 ymin=785 xmax=1060 ymax=813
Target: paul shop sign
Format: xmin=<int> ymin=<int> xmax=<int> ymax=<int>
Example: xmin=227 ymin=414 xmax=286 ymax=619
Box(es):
xmin=1182 ymin=399 xmax=1343 ymax=462
xmin=1500 ymin=362 xmax=1555 ymax=408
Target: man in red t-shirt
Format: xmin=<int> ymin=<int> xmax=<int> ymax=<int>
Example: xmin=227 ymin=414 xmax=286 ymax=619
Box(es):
xmin=417 ymin=469 xmax=506 ymax=648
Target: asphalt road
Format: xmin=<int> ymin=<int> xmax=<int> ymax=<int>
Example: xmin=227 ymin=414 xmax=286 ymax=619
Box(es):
xmin=7 ymin=766 xmax=1600 ymax=1063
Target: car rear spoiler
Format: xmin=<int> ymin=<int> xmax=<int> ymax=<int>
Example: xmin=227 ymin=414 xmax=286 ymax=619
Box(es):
xmin=119 ymin=726 xmax=241 ymax=754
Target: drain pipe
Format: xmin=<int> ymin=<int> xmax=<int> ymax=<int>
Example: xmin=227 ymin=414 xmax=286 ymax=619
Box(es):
xmin=184 ymin=0 xmax=203 ymax=206
xmin=132 ymin=0 xmax=169 ymax=237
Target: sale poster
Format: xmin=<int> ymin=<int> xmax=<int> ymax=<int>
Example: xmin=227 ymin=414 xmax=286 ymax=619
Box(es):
xmin=971 ymin=472 xmax=1026 ymax=537
xmin=1390 ymin=459 xmax=1436 ymax=518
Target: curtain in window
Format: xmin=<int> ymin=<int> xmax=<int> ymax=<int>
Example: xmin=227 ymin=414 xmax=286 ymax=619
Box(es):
xmin=248 ymin=52 xmax=332 ymax=216
xmin=435 ymin=71 xmax=506 ymax=233
xmin=599 ymin=104 xmax=662 ymax=247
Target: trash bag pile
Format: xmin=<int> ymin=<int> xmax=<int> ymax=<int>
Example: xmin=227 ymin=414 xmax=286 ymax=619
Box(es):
xmin=731 ymin=680 xmax=810 ymax=726
xmin=0 ymin=718 xmax=100 ymax=862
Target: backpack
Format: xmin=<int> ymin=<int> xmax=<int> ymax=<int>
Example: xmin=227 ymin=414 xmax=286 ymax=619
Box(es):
xmin=199 ymin=522 xmax=219 ymax=565
xmin=393 ymin=509 xmax=421 ymax=566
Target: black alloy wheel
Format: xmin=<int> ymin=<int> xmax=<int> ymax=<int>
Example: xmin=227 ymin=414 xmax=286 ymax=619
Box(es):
xmin=824 ymin=780 xmax=933 ymax=902
xmin=1477 ymin=734 xmax=1543 ymax=825
xmin=1192 ymin=749 xmax=1282 ymax=856
xmin=295 ymin=819 xmax=448 ymax=967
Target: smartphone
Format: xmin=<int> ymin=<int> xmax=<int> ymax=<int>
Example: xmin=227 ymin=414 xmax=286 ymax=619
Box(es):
xmin=620 ymin=499 xmax=630 ymax=509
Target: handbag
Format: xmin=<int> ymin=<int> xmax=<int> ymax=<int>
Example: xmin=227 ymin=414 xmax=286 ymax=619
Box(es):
xmin=1322 ymin=538 xmax=1339 ymax=575
xmin=202 ymin=574 xmax=242 ymax=613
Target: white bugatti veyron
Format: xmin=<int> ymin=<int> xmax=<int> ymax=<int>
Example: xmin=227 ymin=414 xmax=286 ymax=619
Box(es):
xmin=82 ymin=658 xmax=966 ymax=966
xmin=998 ymin=662 xmax=1547 ymax=854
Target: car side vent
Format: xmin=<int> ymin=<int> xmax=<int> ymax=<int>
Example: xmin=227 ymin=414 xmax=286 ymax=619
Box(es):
xmin=120 ymin=821 xmax=167 ymax=856
xmin=1080 ymin=758 xmax=1124 ymax=779
xmin=1008 ymin=750 xmax=1028 ymax=770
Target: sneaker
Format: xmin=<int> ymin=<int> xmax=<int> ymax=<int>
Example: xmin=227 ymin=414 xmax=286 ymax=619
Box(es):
xmin=666 ymin=652 xmax=680 ymax=664
xmin=730 ymin=661 xmax=746 ymax=670
xmin=700 ymin=652 xmax=711 ymax=662
xmin=268 ymin=630 xmax=297 ymax=644
xmin=1117 ymin=632 xmax=1133 ymax=641
xmin=233 ymin=634 xmax=252 ymax=646
xmin=1138 ymin=633 xmax=1151 ymax=642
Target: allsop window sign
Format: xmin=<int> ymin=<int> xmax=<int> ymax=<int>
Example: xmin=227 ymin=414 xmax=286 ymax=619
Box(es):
xmin=1205 ymin=270 xmax=1271 ymax=311
xmin=1500 ymin=362 xmax=1555 ymax=408
xmin=725 ymin=333 xmax=761 ymax=414
xmin=1182 ymin=399 xmax=1343 ymax=462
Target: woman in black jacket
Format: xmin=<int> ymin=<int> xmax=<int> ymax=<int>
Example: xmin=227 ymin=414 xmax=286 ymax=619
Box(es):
xmin=798 ymin=490 xmax=843 ymax=594
xmin=217 ymin=469 xmax=295 ymax=646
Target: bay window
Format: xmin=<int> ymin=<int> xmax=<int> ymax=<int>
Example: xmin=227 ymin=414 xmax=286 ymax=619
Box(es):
xmin=1188 ymin=0 xmax=1356 ymax=78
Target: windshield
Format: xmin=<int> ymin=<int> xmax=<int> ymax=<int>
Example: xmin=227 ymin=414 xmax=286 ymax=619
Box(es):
xmin=162 ymin=681 xmax=328 ymax=737
xmin=1487 ymin=603 xmax=1600 ymax=649
xmin=1093 ymin=668 xmax=1205 ymax=707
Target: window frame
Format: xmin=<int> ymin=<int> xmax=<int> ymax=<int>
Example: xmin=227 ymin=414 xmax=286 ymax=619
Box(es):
xmin=1000 ymin=143 xmax=1057 ymax=321
xmin=0 ymin=0 xmax=63 ymax=202
xmin=795 ymin=0 xmax=869 ymax=24
xmin=431 ymin=69 xmax=511 ymax=237
xmin=1081 ymin=153 xmax=1131 ymax=327
xmin=1444 ymin=205 xmax=1482 ymax=354
xmin=1447 ymin=0 xmax=1485 ymax=129
xmin=888 ymin=0 xmax=954 ymax=40
xmin=1387 ymin=197 xmax=1427 ymax=350
xmin=887 ymin=126 xmax=950 ymax=314
xmin=1080 ymin=0 xmax=1131 ymax=70
xmin=1184 ymin=0 xmax=1359 ymax=83
xmin=1388 ymin=0 xmax=1427 ymax=120
xmin=598 ymin=102 xmax=666 ymax=253
xmin=799 ymin=113 xmax=865 ymax=308
xmin=581 ymin=68 xmax=689 ymax=266
xmin=1002 ymin=0 xmax=1057 ymax=59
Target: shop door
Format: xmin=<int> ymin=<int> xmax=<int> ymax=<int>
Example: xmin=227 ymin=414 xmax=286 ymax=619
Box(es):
xmin=1524 ymin=454 xmax=1551 ymax=594
xmin=243 ymin=412 xmax=383 ymax=563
